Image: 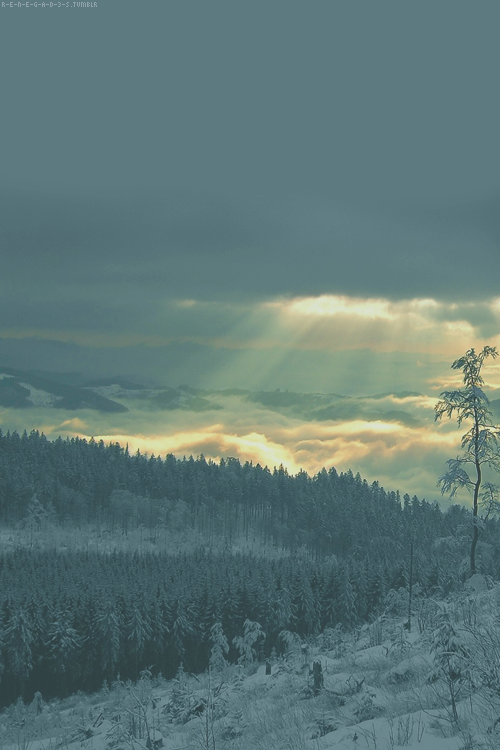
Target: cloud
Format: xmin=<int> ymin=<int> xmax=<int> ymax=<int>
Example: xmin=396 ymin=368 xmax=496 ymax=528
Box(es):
xmin=2 ymin=183 xmax=500 ymax=319
xmin=3 ymin=294 xmax=500 ymax=362
xmin=264 ymin=295 xmax=500 ymax=356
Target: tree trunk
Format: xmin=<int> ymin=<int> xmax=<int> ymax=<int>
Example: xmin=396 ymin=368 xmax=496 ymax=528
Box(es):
xmin=470 ymin=479 xmax=480 ymax=576
xmin=471 ymin=415 xmax=482 ymax=577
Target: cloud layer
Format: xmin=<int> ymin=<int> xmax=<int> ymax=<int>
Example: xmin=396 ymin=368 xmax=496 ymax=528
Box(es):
xmin=1 ymin=375 xmax=497 ymax=507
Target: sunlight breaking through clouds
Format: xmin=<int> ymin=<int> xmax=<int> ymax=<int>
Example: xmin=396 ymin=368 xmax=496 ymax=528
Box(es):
xmin=157 ymin=294 xmax=500 ymax=361
xmin=285 ymin=295 xmax=394 ymax=319
xmin=265 ymin=294 xmax=500 ymax=353
xmin=3 ymin=294 xmax=500 ymax=361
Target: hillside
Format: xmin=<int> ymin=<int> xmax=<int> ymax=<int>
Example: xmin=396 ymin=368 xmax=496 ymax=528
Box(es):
xmin=1 ymin=429 xmax=497 ymax=576
xmin=2 ymin=579 xmax=500 ymax=750
xmin=1 ymin=429 xmax=500 ymax=749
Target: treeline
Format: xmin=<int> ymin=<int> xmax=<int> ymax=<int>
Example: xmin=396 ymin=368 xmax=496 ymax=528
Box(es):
xmin=1 ymin=429 xmax=499 ymax=568
xmin=0 ymin=547 xmax=451 ymax=707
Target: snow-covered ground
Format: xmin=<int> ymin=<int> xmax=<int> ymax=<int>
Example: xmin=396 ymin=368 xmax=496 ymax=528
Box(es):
xmin=18 ymin=382 xmax=59 ymax=407
xmin=0 ymin=524 xmax=288 ymax=557
xmin=83 ymin=385 xmax=157 ymax=400
xmin=2 ymin=583 xmax=500 ymax=750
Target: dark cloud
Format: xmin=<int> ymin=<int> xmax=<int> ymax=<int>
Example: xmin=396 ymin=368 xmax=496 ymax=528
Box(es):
xmin=429 ymin=302 xmax=500 ymax=338
xmin=2 ymin=184 xmax=500 ymax=312
xmin=1 ymin=2 xmax=499 ymax=316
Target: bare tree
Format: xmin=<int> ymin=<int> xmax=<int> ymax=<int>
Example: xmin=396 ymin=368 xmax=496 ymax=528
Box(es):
xmin=435 ymin=346 xmax=500 ymax=576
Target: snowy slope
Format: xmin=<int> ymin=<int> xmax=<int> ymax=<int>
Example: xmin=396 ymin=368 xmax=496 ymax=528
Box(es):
xmin=3 ymin=583 xmax=500 ymax=750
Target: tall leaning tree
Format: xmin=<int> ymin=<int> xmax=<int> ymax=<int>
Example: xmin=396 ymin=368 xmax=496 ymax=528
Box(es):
xmin=435 ymin=346 xmax=500 ymax=576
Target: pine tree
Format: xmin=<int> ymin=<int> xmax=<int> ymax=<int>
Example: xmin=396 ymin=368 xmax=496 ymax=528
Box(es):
xmin=364 ymin=564 xmax=386 ymax=618
xmin=290 ymin=571 xmax=318 ymax=636
xmin=232 ymin=619 xmax=265 ymax=666
xmin=431 ymin=608 xmax=470 ymax=723
xmin=78 ymin=596 xmax=100 ymax=692
xmin=209 ymin=621 xmax=229 ymax=673
xmin=338 ymin=564 xmax=357 ymax=630
xmin=26 ymin=494 xmax=47 ymax=543
xmin=144 ymin=596 xmax=166 ymax=677
xmin=25 ymin=598 xmax=48 ymax=684
xmin=272 ymin=579 xmax=293 ymax=634
xmin=220 ymin=586 xmax=238 ymax=662
xmin=125 ymin=602 xmax=152 ymax=680
xmin=321 ymin=570 xmax=340 ymax=630
xmin=4 ymin=607 xmax=34 ymax=693
xmin=169 ymin=663 xmax=192 ymax=725
xmin=45 ymin=606 xmax=82 ymax=696
xmin=166 ymin=599 xmax=194 ymax=677
xmin=94 ymin=600 xmax=121 ymax=683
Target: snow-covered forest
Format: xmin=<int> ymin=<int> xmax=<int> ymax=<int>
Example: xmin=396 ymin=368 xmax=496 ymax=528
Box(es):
xmin=1 ymin=428 xmax=497 ymax=562
xmin=1 ymin=431 xmax=500 ymax=747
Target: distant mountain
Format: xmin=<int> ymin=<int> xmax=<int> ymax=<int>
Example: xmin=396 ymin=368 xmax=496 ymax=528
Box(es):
xmin=0 ymin=368 xmax=424 ymax=425
xmin=246 ymin=390 xmax=340 ymax=411
xmin=0 ymin=367 xmax=128 ymax=413
xmin=150 ymin=387 xmax=223 ymax=412
xmin=0 ymin=368 xmax=225 ymax=415
xmin=82 ymin=377 xmax=149 ymax=390
xmin=245 ymin=388 xmax=421 ymax=426
xmin=363 ymin=390 xmax=423 ymax=400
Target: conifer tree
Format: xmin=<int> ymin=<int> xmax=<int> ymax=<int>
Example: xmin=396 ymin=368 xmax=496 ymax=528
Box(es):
xmin=321 ymin=569 xmax=340 ymax=630
xmin=125 ymin=603 xmax=152 ymax=680
xmin=233 ymin=619 xmax=265 ymax=666
xmin=272 ymin=580 xmax=293 ymax=634
xmin=209 ymin=621 xmax=229 ymax=673
xmin=169 ymin=663 xmax=191 ymax=725
xmin=144 ymin=596 xmax=166 ymax=676
xmin=94 ymin=600 xmax=121 ymax=683
xmin=45 ymin=606 xmax=81 ymax=696
xmin=338 ymin=564 xmax=357 ymax=629
xmin=365 ymin=565 xmax=386 ymax=618
xmin=291 ymin=571 xmax=318 ymax=636
xmin=25 ymin=598 xmax=47 ymax=683
xmin=431 ymin=608 xmax=470 ymax=723
xmin=166 ymin=599 xmax=194 ymax=676
xmin=4 ymin=608 xmax=34 ymax=693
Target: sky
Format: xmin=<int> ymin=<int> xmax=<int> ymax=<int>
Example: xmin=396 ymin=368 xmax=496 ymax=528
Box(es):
xmin=1 ymin=1 xmax=500 ymax=503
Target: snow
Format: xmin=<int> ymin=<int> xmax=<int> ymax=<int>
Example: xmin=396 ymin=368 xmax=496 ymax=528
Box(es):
xmin=384 ymin=652 xmax=432 ymax=682
xmin=85 ymin=385 xmax=157 ymax=400
xmin=0 ymin=373 xmax=59 ymax=405
xmin=18 ymin=382 xmax=59 ymax=407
